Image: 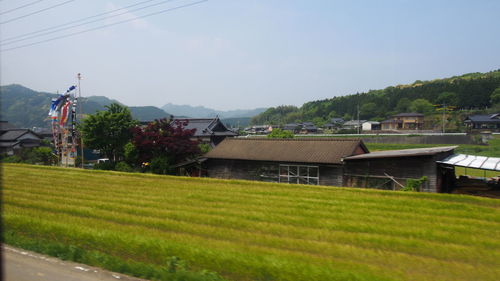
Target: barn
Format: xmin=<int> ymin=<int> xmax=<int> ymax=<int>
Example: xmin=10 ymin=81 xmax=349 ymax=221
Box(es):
xmin=342 ymin=146 xmax=457 ymax=192
xmin=203 ymin=138 xmax=368 ymax=186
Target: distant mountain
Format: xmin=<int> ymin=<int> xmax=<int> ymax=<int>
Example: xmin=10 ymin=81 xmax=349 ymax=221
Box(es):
xmin=0 ymin=84 xmax=171 ymax=128
xmin=86 ymin=95 xmax=122 ymax=107
xmin=129 ymin=106 xmax=170 ymax=121
xmin=162 ymin=103 xmax=267 ymax=118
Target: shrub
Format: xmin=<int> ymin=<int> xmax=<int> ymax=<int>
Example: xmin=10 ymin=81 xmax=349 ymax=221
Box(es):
xmin=401 ymin=176 xmax=428 ymax=191
xmin=115 ymin=162 xmax=134 ymax=172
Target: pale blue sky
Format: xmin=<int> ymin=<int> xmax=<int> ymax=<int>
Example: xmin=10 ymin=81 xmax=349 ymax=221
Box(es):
xmin=1 ymin=0 xmax=500 ymax=110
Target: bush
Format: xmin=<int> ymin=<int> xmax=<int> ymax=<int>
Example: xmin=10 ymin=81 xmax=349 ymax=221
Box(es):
xmin=150 ymin=156 xmax=172 ymax=175
xmin=401 ymin=176 xmax=428 ymax=191
xmin=115 ymin=162 xmax=134 ymax=172
xmin=94 ymin=161 xmax=115 ymax=170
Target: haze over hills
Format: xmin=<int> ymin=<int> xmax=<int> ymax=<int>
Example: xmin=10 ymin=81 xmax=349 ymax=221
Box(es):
xmin=161 ymin=103 xmax=267 ymax=119
xmin=0 ymin=85 xmax=267 ymax=129
xmin=0 ymin=85 xmax=172 ymax=128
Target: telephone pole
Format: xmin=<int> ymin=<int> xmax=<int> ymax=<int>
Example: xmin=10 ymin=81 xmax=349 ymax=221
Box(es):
xmin=77 ymin=73 xmax=84 ymax=168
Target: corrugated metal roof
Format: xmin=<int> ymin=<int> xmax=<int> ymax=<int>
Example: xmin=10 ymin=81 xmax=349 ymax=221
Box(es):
xmin=205 ymin=138 xmax=368 ymax=164
xmin=437 ymin=154 xmax=500 ymax=171
xmin=344 ymin=146 xmax=457 ymax=160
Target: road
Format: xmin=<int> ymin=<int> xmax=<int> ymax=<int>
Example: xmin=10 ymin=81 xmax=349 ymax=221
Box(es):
xmin=2 ymin=245 xmax=148 ymax=281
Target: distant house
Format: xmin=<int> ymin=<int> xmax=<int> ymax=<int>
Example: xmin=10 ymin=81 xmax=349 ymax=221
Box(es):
xmin=172 ymin=117 xmax=238 ymax=146
xmin=203 ymin=138 xmax=368 ymax=186
xmin=0 ymin=128 xmax=43 ymax=155
xmin=464 ymin=114 xmax=500 ymax=132
xmin=244 ymin=125 xmax=272 ymax=134
xmin=362 ymin=121 xmax=381 ymax=131
xmin=381 ymin=113 xmax=424 ymax=130
xmin=342 ymin=120 xmax=366 ymax=130
xmin=323 ymin=118 xmax=344 ymax=130
xmin=282 ymin=123 xmax=302 ymax=134
xmin=300 ymin=122 xmax=318 ymax=134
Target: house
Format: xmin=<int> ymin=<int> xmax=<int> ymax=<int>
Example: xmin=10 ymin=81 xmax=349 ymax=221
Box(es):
xmin=300 ymin=122 xmax=318 ymax=134
xmin=381 ymin=113 xmax=424 ymax=130
xmin=172 ymin=117 xmax=238 ymax=146
xmin=323 ymin=118 xmax=345 ymax=130
xmin=282 ymin=123 xmax=302 ymax=134
xmin=362 ymin=121 xmax=381 ymax=131
xmin=203 ymin=138 xmax=369 ymax=186
xmin=343 ymin=146 xmax=456 ymax=192
xmin=342 ymin=120 xmax=366 ymax=130
xmin=464 ymin=114 xmax=500 ymax=132
xmin=244 ymin=125 xmax=272 ymax=134
xmin=0 ymin=128 xmax=43 ymax=155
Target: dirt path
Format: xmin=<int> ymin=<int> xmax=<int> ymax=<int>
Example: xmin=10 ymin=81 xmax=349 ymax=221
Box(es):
xmin=2 ymin=245 xmax=148 ymax=281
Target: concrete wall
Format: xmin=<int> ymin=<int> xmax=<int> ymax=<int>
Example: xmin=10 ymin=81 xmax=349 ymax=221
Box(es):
xmin=362 ymin=135 xmax=474 ymax=145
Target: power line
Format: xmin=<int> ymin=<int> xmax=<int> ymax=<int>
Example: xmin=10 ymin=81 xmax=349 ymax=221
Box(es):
xmin=0 ymin=0 xmax=75 ymax=25
xmin=2 ymin=0 xmax=157 ymax=43
xmin=0 ymin=0 xmax=45 ymax=16
xmin=1 ymin=0 xmax=208 ymax=52
xmin=1 ymin=0 xmax=177 ymax=46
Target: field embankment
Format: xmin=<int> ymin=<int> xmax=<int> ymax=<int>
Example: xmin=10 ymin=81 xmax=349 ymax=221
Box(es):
xmin=3 ymin=164 xmax=500 ymax=281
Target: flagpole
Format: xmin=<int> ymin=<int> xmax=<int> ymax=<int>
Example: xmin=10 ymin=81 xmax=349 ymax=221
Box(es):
xmin=78 ymin=73 xmax=84 ymax=168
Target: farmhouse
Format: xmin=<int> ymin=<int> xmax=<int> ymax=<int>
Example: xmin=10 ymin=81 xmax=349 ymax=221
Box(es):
xmin=0 ymin=127 xmax=43 ymax=155
xmin=203 ymin=138 xmax=368 ymax=186
xmin=464 ymin=113 xmax=500 ymax=132
xmin=381 ymin=113 xmax=424 ymax=130
xmin=172 ymin=117 xmax=238 ymax=146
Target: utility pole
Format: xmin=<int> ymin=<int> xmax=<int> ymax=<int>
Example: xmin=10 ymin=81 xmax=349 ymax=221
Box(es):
xmin=357 ymin=104 xmax=361 ymax=134
xmin=442 ymin=103 xmax=446 ymax=134
xmin=77 ymin=73 xmax=84 ymax=168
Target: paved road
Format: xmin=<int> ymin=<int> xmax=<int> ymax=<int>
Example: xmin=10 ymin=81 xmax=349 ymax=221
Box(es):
xmin=3 ymin=245 xmax=148 ymax=281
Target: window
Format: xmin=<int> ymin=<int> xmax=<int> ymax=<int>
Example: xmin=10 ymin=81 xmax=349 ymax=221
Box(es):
xmin=279 ymin=164 xmax=319 ymax=185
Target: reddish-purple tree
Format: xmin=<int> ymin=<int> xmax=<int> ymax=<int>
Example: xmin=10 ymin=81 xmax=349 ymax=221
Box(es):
xmin=131 ymin=118 xmax=200 ymax=167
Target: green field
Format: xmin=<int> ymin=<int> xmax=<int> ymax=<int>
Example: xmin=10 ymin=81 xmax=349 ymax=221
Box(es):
xmin=3 ymin=164 xmax=500 ymax=281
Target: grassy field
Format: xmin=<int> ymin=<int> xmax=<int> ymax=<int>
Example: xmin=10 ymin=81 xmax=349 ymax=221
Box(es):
xmin=3 ymin=164 xmax=500 ymax=281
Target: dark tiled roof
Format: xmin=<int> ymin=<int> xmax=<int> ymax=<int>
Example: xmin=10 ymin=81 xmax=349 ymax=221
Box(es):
xmin=0 ymin=129 xmax=38 ymax=141
xmin=393 ymin=113 xmax=424 ymax=117
xmin=344 ymin=146 xmax=456 ymax=160
xmin=205 ymin=138 xmax=368 ymax=164
xmin=172 ymin=118 xmax=238 ymax=137
xmin=465 ymin=114 xmax=500 ymax=123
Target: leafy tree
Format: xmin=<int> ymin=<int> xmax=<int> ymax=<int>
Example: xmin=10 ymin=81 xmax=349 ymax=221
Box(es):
xmin=360 ymin=102 xmax=377 ymax=119
xmin=267 ymin=128 xmax=294 ymax=139
xmin=436 ymin=92 xmax=458 ymax=106
xmin=395 ymin=98 xmax=411 ymax=112
xmin=490 ymin=87 xmax=500 ymax=105
xmin=409 ymin=99 xmax=434 ymax=114
xmin=131 ymin=118 xmax=200 ymax=174
xmin=80 ymin=103 xmax=137 ymax=162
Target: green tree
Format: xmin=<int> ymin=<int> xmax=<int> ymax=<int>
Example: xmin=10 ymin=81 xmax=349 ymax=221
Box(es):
xmin=80 ymin=103 xmax=137 ymax=162
xmin=436 ymin=92 xmax=458 ymax=106
xmin=490 ymin=87 xmax=500 ymax=105
xmin=360 ymin=102 xmax=377 ymax=119
xmin=409 ymin=99 xmax=434 ymax=114
xmin=395 ymin=98 xmax=411 ymax=112
xmin=267 ymin=128 xmax=294 ymax=139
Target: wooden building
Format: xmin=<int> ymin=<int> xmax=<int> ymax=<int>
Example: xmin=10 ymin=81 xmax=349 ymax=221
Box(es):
xmin=203 ymin=138 xmax=368 ymax=186
xmin=0 ymin=128 xmax=43 ymax=155
xmin=172 ymin=117 xmax=238 ymax=146
xmin=464 ymin=113 xmax=500 ymax=132
xmin=342 ymin=146 xmax=456 ymax=192
xmin=381 ymin=113 xmax=424 ymax=130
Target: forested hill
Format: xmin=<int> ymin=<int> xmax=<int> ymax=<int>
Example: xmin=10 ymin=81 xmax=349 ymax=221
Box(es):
xmin=0 ymin=84 xmax=171 ymax=128
xmin=251 ymin=70 xmax=500 ymax=125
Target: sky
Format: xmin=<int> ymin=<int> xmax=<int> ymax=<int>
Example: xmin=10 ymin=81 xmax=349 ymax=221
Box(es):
xmin=1 ymin=0 xmax=500 ymax=110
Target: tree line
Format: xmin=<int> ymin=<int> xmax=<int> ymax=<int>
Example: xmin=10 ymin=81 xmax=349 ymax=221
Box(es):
xmin=251 ymin=70 xmax=500 ymax=126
